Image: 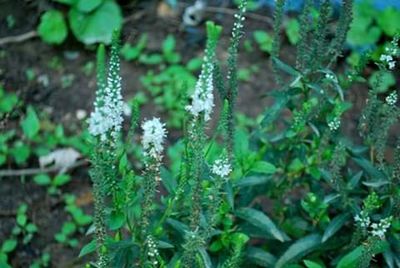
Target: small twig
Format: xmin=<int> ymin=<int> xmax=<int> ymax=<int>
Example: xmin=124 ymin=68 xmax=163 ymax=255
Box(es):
xmin=0 ymin=30 xmax=38 ymax=46
xmin=0 ymin=159 xmax=88 ymax=177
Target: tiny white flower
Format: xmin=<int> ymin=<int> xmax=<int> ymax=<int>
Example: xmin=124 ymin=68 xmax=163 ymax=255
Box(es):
xmin=212 ymin=158 xmax=232 ymax=178
xmin=141 ymin=117 xmax=167 ymax=160
xmin=328 ymin=117 xmax=341 ymax=131
xmin=386 ymin=91 xmax=398 ymax=106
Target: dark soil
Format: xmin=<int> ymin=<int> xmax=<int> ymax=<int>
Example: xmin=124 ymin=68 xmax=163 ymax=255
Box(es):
xmin=0 ymin=0 xmax=392 ymax=267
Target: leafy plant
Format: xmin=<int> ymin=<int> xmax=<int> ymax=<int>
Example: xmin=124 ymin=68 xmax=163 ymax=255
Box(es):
xmin=37 ymin=0 xmax=123 ymax=45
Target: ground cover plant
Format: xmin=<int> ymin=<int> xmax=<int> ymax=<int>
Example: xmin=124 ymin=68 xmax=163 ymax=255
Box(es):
xmin=1 ymin=0 xmax=400 ymax=267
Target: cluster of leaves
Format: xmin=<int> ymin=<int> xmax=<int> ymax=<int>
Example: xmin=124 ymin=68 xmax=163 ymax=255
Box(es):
xmin=0 ymin=98 xmax=90 ymax=168
xmin=37 ymin=0 xmax=123 ymax=45
xmin=121 ymin=34 xmax=203 ymax=128
xmin=0 ymin=204 xmax=39 ymax=268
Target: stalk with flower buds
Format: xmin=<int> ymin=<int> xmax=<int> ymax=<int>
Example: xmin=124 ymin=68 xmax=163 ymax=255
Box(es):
xmin=88 ymin=30 xmax=125 ymax=268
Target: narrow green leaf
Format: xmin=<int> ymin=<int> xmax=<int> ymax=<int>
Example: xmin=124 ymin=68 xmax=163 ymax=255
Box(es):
xmin=246 ymin=247 xmax=277 ymax=267
xmin=322 ymin=213 xmax=350 ymax=243
xmin=234 ymin=176 xmax=271 ymax=188
xmin=79 ymin=239 xmax=96 ymax=258
xmin=236 ymin=207 xmax=289 ymax=242
xmin=275 ymin=234 xmax=321 ymax=268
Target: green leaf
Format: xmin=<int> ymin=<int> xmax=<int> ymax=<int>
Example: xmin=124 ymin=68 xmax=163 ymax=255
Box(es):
xmin=53 ymin=174 xmax=71 ymax=186
xmin=108 ymin=210 xmax=125 ymax=230
xmin=275 ymin=234 xmax=322 ymax=268
xmin=322 ymin=213 xmax=350 ymax=243
xmin=236 ymin=208 xmax=289 ymax=242
xmin=37 ymin=10 xmax=68 ymax=45
xmin=75 ymin=0 xmax=103 ymax=12
xmin=253 ymin=30 xmax=273 ymax=53
xmin=234 ymin=176 xmax=271 ymax=188
xmin=69 ymin=0 xmax=122 ymax=44
xmin=33 ymin=174 xmax=51 ymax=186
xmin=375 ymin=8 xmax=400 ymax=37
xmin=21 ymin=106 xmax=40 ymax=139
xmin=62 ymin=222 xmax=77 ymax=235
xmin=79 ymin=239 xmax=96 ymax=258
xmin=55 ymin=233 xmax=67 ymax=243
xmin=198 ymin=247 xmax=212 ymax=268
xmin=272 ymin=57 xmax=300 ymax=76
xmin=352 ymin=157 xmax=386 ymax=180
xmin=337 ymin=241 xmax=391 ymax=267
xmin=246 ymin=247 xmax=277 ymax=267
xmin=162 ymin=35 xmax=176 ymax=55
xmin=17 ymin=214 xmax=27 ymax=226
xmin=285 ymin=19 xmax=300 ymax=45
xmin=1 ymin=239 xmax=17 ymax=253
xmin=251 ymin=161 xmax=277 ymax=174
xmin=304 ymin=260 xmax=324 ymax=268
xmin=25 ymin=223 xmax=38 ymax=233
xmin=0 ymin=93 xmax=18 ymax=113
xmin=10 ymin=143 xmax=30 ymax=164
xmin=368 ymin=71 xmax=396 ymax=93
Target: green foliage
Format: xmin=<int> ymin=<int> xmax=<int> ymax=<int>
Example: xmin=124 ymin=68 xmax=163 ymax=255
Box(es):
xmin=37 ymin=0 xmax=122 ymax=45
xmin=37 ymin=10 xmax=68 ymax=45
xmin=253 ymin=30 xmax=273 ymax=54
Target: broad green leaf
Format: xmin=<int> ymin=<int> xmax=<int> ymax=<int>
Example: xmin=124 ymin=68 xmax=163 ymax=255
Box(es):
xmin=322 ymin=213 xmax=350 ymax=243
xmin=75 ymin=0 xmax=103 ymax=12
xmin=21 ymin=106 xmax=40 ymax=139
xmin=368 ymin=71 xmax=395 ymax=93
xmin=17 ymin=214 xmax=27 ymax=227
xmin=286 ymin=19 xmax=300 ymax=45
xmin=251 ymin=161 xmax=276 ymax=174
xmin=337 ymin=240 xmax=389 ymax=268
xmin=33 ymin=174 xmax=51 ymax=186
xmin=53 ymin=174 xmax=71 ymax=186
xmin=375 ymin=8 xmax=400 ymax=37
xmin=37 ymin=10 xmax=68 ymax=44
xmin=236 ymin=208 xmax=289 ymax=242
xmin=275 ymin=234 xmax=322 ymax=268
xmin=10 ymin=143 xmax=30 ymax=164
xmin=0 ymin=93 xmax=18 ymax=113
xmin=69 ymin=0 xmax=122 ymax=44
xmin=1 ymin=239 xmax=17 ymax=253
xmin=62 ymin=222 xmax=77 ymax=236
xmin=253 ymin=30 xmax=273 ymax=53
xmin=108 ymin=210 xmax=125 ymax=230
xmin=246 ymin=247 xmax=277 ymax=267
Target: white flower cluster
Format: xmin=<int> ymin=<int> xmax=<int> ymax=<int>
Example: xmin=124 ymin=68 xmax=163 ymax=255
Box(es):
xmin=186 ymin=61 xmax=215 ymax=122
xmin=89 ymin=64 xmax=124 ymax=142
xmin=385 ymin=91 xmax=398 ymax=106
xmin=141 ymin=117 xmax=167 ymax=160
xmin=212 ymin=158 xmax=232 ymax=178
xmin=146 ymin=236 xmax=159 ymax=266
xmin=354 ymin=212 xmax=392 ymax=239
xmin=354 ymin=211 xmax=370 ymax=228
xmin=380 ymin=54 xmax=396 ymax=70
xmin=370 ymin=216 xmax=392 ymax=239
xmin=231 ymin=2 xmax=246 ymax=39
xmin=380 ymin=38 xmax=398 ymax=70
xmin=328 ymin=117 xmax=341 ymax=131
